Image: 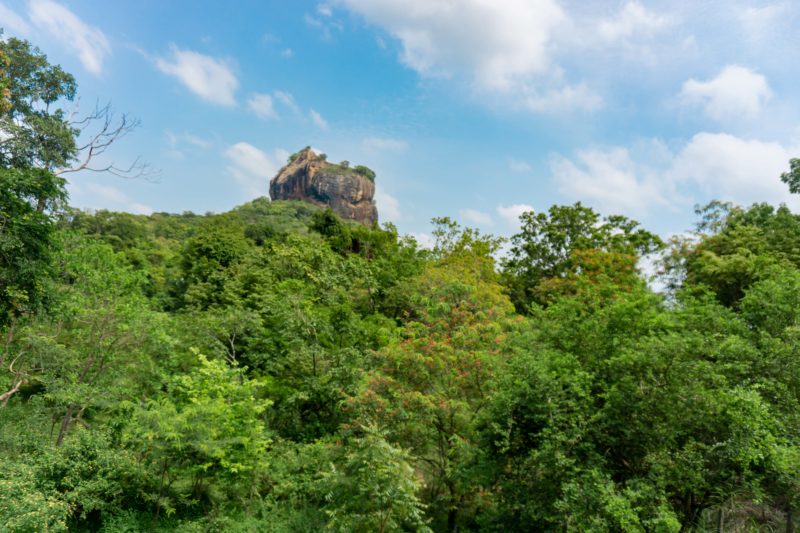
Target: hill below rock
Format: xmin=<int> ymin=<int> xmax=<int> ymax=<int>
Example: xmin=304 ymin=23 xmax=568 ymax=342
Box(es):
xmin=269 ymin=147 xmax=378 ymax=225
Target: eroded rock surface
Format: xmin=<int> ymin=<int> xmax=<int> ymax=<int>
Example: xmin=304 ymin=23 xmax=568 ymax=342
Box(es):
xmin=269 ymin=148 xmax=378 ymax=225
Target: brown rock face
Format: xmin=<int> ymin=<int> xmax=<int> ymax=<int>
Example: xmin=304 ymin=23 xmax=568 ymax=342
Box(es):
xmin=269 ymin=148 xmax=378 ymax=225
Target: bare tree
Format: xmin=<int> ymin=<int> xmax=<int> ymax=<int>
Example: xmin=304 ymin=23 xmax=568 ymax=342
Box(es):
xmin=57 ymin=101 xmax=158 ymax=181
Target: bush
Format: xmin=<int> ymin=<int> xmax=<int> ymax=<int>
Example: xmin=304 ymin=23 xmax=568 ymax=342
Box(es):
xmin=353 ymin=165 xmax=376 ymax=181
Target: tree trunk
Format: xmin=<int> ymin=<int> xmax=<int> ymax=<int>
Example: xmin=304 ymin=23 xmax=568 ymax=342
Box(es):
xmin=56 ymin=404 xmax=74 ymax=446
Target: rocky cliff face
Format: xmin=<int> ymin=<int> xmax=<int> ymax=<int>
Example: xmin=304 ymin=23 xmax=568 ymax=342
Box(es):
xmin=269 ymin=148 xmax=378 ymax=225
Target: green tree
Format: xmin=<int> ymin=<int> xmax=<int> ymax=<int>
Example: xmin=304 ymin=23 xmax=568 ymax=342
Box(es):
xmin=353 ymin=223 xmax=516 ymax=530
xmin=0 ymin=36 xmax=77 ymax=173
xmin=502 ymin=203 xmax=662 ymax=311
xmin=670 ymin=201 xmax=800 ymax=306
xmin=126 ymin=352 xmax=271 ymax=520
xmin=0 ymin=167 xmax=66 ymax=324
xmin=781 ymin=158 xmax=800 ymax=194
xmin=323 ymin=425 xmax=431 ymax=533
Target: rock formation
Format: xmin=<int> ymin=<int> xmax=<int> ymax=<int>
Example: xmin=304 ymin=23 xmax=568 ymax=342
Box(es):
xmin=269 ymin=147 xmax=378 ymax=225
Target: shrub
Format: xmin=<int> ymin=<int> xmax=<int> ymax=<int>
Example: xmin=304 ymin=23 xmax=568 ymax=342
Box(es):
xmin=353 ymin=165 xmax=376 ymax=181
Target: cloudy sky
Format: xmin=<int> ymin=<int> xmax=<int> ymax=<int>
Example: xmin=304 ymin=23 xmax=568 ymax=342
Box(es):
xmin=2 ymin=0 xmax=800 ymax=240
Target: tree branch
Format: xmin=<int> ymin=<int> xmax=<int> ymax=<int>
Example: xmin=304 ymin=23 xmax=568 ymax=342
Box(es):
xmin=56 ymin=101 xmax=159 ymax=181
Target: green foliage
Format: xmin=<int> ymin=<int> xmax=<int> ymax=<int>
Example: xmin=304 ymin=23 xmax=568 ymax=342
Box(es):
xmin=4 ymin=91 xmax=800 ymax=531
xmin=0 ymin=36 xmax=77 ymax=170
xmin=502 ymin=202 xmax=662 ymax=311
xmin=352 ymin=223 xmax=516 ymax=529
xmin=323 ymin=425 xmax=431 ymax=533
xmin=0 ymin=167 xmax=66 ymax=322
xmin=0 ymin=40 xmax=10 ymax=114
xmin=317 ymin=158 xmax=376 ymax=182
xmin=126 ymin=352 xmax=271 ymax=515
xmin=781 ymin=158 xmax=800 ymax=194
xmin=353 ymin=165 xmax=376 ymax=181
xmin=287 ymin=146 xmax=310 ymax=164
xmin=670 ymin=201 xmax=800 ymax=306
xmin=0 ymin=459 xmax=70 ymax=532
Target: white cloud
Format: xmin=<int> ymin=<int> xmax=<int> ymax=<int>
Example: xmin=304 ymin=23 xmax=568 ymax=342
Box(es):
xmin=497 ymin=204 xmax=533 ymax=226
xmin=247 ymin=93 xmax=277 ymax=119
xmin=165 ymin=130 xmax=212 ymax=158
xmin=309 ymin=109 xmax=329 ymax=130
xmin=679 ymin=65 xmax=772 ymax=121
xmin=362 ymin=137 xmax=408 ymax=152
xmin=275 ymin=148 xmax=291 ymax=165
xmin=155 ymin=44 xmax=238 ymax=106
xmin=67 ymin=182 xmax=153 ymax=215
xmin=551 ymin=146 xmax=669 ymax=216
xmin=459 ymin=208 xmax=493 ymax=226
xmin=281 ymin=48 xmax=294 ymax=58
xmin=739 ymin=3 xmax=790 ymax=42
xmin=408 ymin=232 xmax=434 ymax=249
xmin=224 ymin=142 xmax=278 ymax=197
xmin=339 ymin=0 xmax=566 ymax=92
xmin=274 ymin=90 xmax=300 ymax=113
xmin=340 ymin=0 xmax=668 ymax=112
xmin=551 ymin=133 xmax=800 ymax=217
xmin=375 ymin=186 xmax=400 ymax=221
xmin=669 ymin=132 xmax=799 ymax=208
xmin=508 ymin=159 xmax=532 ymax=173
xmin=0 ymin=3 xmax=31 ymax=35
xmin=597 ymin=1 xmax=670 ymax=42
xmin=305 ymin=8 xmax=343 ymax=39
xmin=184 ymin=133 xmax=211 ymax=149
xmin=28 ymin=0 xmax=110 ymax=75
xmin=523 ymin=83 xmax=603 ymax=112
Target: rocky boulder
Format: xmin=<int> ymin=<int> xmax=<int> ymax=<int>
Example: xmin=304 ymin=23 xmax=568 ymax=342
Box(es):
xmin=269 ymin=147 xmax=378 ymax=226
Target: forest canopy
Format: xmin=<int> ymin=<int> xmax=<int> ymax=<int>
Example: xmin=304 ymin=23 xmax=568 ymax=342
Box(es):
xmin=3 ymin=34 xmax=800 ymax=533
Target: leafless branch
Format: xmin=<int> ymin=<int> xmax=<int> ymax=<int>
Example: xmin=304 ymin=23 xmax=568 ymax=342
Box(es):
xmin=56 ymin=101 xmax=160 ymax=181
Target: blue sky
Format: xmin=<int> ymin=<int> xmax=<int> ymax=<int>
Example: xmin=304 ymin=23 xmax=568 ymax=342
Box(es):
xmin=2 ymin=0 xmax=800 ymax=243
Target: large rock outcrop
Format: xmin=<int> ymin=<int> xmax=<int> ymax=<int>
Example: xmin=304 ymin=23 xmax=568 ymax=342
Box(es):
xmin=269 ymin=148 xmax=378 ymax=225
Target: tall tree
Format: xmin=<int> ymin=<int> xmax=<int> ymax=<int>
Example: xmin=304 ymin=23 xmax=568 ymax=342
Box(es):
xmin=0 ymin=36 xmax=77 ymax=174
xmin=0 ymin=167 xmax=65 ymax=324
xmin=502 ymin=203 xmax=662 ymax=311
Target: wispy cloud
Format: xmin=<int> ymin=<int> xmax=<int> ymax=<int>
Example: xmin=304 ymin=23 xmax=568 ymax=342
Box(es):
xmin=27 ymin=0 xmax=111 ymax=75
xmin=508 ymin=159 xmax=532 ymax=173
xmin=497 ymin=204 xmax=533 ymax=227
xmin=274 ymin=90 xmax=300 ymax=113
xmin=224 ymin=142 xmax=280 ymax=197
xmin=309 ymin=109 xmax=329 ymax=130
xmin=247 ymin=93 xmax=278 ymax=119
xmin=596 ymin=1 xmax=671 ymax=43
xmin=375 ymin=186 xmax=400 ymax=221
xmin=67 ymin=181 xmax=153 ymax=215
xmin=459 ymin=208 xmax=493 ymax=226
xmin=165 ymin=130 xmax=212 ymax=158
xmin=155 ymin=44 xmax=239 ymax=106
xmin=362 ymin=137 xmax=408 ymax=152
xmin=0 ymin=3 xmax=31 ymax=35
xmin=523 ymin=83 xmax=603 ymax=112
